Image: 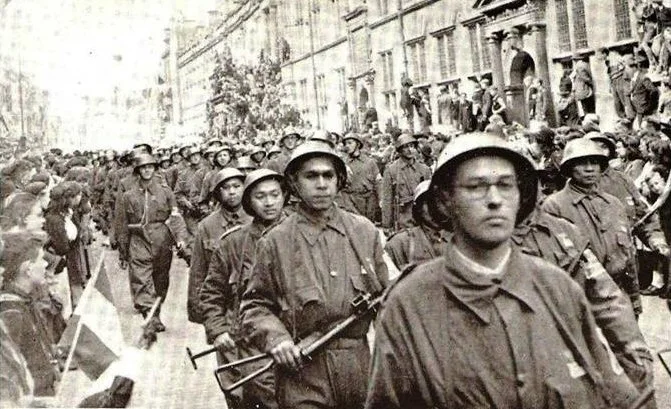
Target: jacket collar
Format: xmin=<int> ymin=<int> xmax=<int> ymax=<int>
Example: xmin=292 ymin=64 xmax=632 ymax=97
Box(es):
xmin=441 ymin=242 xmax=540 ymax=324
xmin=295 ymin=203 xmax=346 ymax=245
xmin=567 ymin=180 xmax=612 ymax=205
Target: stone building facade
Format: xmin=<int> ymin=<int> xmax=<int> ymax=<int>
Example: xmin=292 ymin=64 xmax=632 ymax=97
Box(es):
xmin=165 ymin=0 xmax=643 ymax=138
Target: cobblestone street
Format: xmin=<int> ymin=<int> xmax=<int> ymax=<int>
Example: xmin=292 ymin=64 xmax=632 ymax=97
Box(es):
xmin=51 ymin=238 xmax=671 ymax=408
xmin=56 ymin=243 xmax=229 ymax=408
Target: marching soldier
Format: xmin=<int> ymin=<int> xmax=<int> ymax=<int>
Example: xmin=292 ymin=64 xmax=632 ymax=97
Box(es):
xmin=385 ymin=180 xmax=449 ymax=271
xmin=201 ymin=169 xmax=287 ymax=409
xmin=367 ymin=133 xmax=638 ymax=409
xmin=116 ymin=154 xmax=186 ymax=331
xmin=174 ymin=146 xmax=209 ymax=263
xmin=340 ymin=133 xmax=382 ymax=222
xmin=266 ymin=128 xmax=299 ymax=173
xmin=381 ymin=133 xmax=431 ymax=233
xmin=165 ymin=148 xmax=184 ymax=190
xmin=240 ymin=141 xmax=389 ymax=409
xmin=513 ymin=208 xmax=656 ymax=403
xmin=585 ymin=132 xmax=670 ymax=255
xmin=187 ymin=168 xmax=250 ymax=324
xmin=542 ymin=138 xmax=645 ymax=315
xmin=198 ymin=145 xmax=234 ymax=206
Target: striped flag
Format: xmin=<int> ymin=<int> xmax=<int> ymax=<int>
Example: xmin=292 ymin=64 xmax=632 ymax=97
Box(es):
xmin=57 ymin=253 xmax=125 ymax=380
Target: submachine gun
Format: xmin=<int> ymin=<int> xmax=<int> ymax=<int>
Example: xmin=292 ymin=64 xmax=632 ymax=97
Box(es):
xmin=186 ymin=292 xmax=382 ymax=398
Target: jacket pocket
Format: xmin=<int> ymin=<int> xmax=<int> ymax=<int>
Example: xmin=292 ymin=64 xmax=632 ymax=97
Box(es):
xmin=545 ymin=375 xmax=596 ymax=409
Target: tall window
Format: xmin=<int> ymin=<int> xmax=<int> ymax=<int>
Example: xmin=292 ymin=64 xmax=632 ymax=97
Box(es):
xmin=436 ymin=30 xmax=457 ymax=78
xmin=468 ymin=25 xmax=481 ymax=72
xmin=380 ymin=51 xmax=394 ymax=90
xmin=572 ymin=0 xmax=588 ymax=49
xmin=316 ymin=74 xmax=327 ymax=120
xmin=614 ymin=0 xmax=632 ymax=40
xmin=407 ymin=39 xmax=427 ymax=83
xmin=336 ymin=67 xmax=347 ymax=102
xmin=555 ymin=0 xmax=571 ymax=52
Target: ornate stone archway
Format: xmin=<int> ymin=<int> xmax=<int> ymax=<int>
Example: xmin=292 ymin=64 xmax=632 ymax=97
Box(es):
xmin=507 ymin=51 xmax=536 ymax=125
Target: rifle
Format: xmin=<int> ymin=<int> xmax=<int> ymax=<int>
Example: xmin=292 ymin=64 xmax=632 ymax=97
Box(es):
xmin=212 ymin=292 xmax=382 ymax=396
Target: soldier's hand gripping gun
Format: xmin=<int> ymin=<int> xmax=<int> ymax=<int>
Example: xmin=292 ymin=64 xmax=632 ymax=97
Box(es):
xmin=211 ymin=292 xmax=383 ymax=397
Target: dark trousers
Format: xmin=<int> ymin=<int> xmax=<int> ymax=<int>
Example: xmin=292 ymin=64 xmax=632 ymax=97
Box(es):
xmin=276 ymin=338 xmax=369 ymax=409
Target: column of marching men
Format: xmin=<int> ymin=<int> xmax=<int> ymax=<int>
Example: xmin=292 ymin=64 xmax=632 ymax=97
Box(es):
xmin=0 ymin=120 xmax=670 ymax=408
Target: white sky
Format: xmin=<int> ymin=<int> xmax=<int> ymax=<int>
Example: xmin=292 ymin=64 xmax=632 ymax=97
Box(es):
xmin=3 ymin=0 xmax=216 ymax=117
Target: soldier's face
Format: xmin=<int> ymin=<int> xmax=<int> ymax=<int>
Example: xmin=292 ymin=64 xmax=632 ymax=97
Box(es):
xmin=399 ymin=144 xmax=416 ymax=159
xmin=218 ymin=178 xmax=244 ymax=209
xmin=293 ymin=157 xmax=338 ymax=212
xmin=283 ymin=135 xmax=297 ymax=150
xmin=344 ymin=140 xmax=359 ymax=154
xmin=139 ymin=164 xmax=156 ymax=180
xmin=439 ymin=156 xmax=519 ymax=249
xmin=189 ymin=153 xmax=202 ymax=165
xmin=249 ymin=179 xmax=284 ymax=221
xmin=570 ymin=157 xmax=603 ymax=187
xmin=215 ymin=151 xmax=231 ymax=167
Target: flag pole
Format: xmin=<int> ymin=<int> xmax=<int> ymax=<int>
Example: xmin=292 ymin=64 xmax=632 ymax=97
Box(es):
xmin=55 ymin=252 xmax=106 ymax=400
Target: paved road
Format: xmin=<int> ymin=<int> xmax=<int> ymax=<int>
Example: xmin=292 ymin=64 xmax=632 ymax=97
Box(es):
xmin=56 ymin=240 xmax=671 ymax=408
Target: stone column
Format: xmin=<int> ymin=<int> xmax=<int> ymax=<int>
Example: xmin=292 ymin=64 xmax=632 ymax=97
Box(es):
xmin=527 ymin=22 xmax=555 ymax=126
xmin=487 ymin=33 xmax=505 ymax=93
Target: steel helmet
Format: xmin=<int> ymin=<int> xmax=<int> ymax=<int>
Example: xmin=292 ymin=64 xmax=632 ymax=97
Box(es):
xmin=309 ymin=129 xmax=336 ymax=148
xmin=181 ymin=146 xmax=201 ymax=159
xmin=159 ymin=155 xmax=171 ymax=165
xmin=207 ymin=138 xmax=223 ymax=148
xmin=430 ymin=132 xmax=538 ymax=224
xmin=411 ymin=180 xmax=435 ymax=227
xmin=284 ymin=140 xmax=347 ymax=189
xmin=267 ymin=146 xmax=282 ymax=159
xmin=133 ymin=153 xmax=158 ymax=170
xmin=559 ymin=138 xmax=609 ymax=176
xmin=241 ymin=169 xmax=285 ymax=215
xmin=279 ymin=126 xmax=301 ymax=147
xmin=583 ymin=131 xmax=616 ymax=159
xmin=209 ymin=167 xmax=245 ymax=195
xmin=342 ymin=133 xmax=364 ymax=148
xmin=132 ymin=143 xmax=153 ymax=155
xmin=236 ymin=156 xmax=258 ymax=171
xmin=250 ymin=145 xmax=267 ymax=161
xmin=395 ymin=133 xmax=418 ymax=151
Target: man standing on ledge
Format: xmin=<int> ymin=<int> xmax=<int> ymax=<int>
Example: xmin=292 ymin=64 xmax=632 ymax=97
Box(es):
xmin=241 ymin=140 xmax=389 ymax=409
xmin=366 ymin=133 xmax=639 ymax=409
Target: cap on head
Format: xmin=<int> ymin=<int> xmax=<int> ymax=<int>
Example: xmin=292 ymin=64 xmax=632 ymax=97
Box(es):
xmin=310 ymin=129 xmax=336 ymax=149
xmin=560 ymin=138 xmax=609 ymax=176
xmin=209 ymin=167 xmax=245 ymax=195
xmin=284 ymin=140 xmax=347 ymax=189
xmin=430 ymin=132 xmax=538 ymax=224
xmin=241 ymin=169 xmax=284 ymax=215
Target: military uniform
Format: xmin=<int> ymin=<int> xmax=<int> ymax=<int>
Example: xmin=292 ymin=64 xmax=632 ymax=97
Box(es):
xmin=380 ymin=157 xmax=431 ymax=231
xmin=542 ymin=181 xmax=642 ymax=314
xmin=384 ymin=226 xmax=449 ymax=271
xmin=187 ymin=207 xmax=251 ymax=323
xmin=340 ymin=152 xmax=381 ymax=222
xmin=513 ymin=211 xmax=655 ymax=398
xmin=201 ymin=220 xmax=281 ymax=409
xmin=116 ymin=177 xmax=184 ymax=313
xmin=240 ymin=205 xmax=389 ymax=409
xmin=174 ymin=162 xmax=208 ymax=257
xmin=265 ymin=151 xmax=291 ymax=173
xmin=366 ymin=243 xmax=638 ymax=409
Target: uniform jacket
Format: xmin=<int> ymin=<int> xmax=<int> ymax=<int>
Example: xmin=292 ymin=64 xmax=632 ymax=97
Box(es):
xmin=116 ymin=178 xmax=178 ymax=261
xmin=513 ymin=211 xmax=647 ymax=353
xmin=266 ymin=151 xmax=291 ymax=174
xmin=385 ymin=226 xmax=449 ymax=270
xmin=366 ymin=243 xmax=638 ymax=409
xmin=174 ymin=163 xmax=206 ymax=211
xmin=381 ymin=158 xmax=431 ymax=229
xmin=201 ymin=219 xmax=269 ymax=343
xmin=240 ymin=205 xmax=389 ymax=352
xmin=541 ymin=181 xmax=641 ymax=313
xmin=187 ymin=207 xmax=251 ymax=323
